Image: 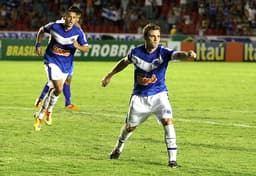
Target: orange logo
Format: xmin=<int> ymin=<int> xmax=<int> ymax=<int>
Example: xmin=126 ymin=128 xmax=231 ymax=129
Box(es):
xmin=52 ymin=45 xmax=70 ymax=56
xmin=137 ymin=74 xmax=157 ymax=86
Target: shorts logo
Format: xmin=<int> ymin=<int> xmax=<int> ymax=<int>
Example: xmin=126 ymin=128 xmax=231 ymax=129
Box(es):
xmin=52 ymin=45 xmax=70 ymax=56
xmin=166 ymin=110 xmax=171 ymax=114
xmin=137 ymin=74 xmax=157 ymax=86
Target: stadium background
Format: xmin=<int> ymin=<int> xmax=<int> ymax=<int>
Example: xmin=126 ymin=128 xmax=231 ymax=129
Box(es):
xmin=0 ymin=0 xmax=256 ymax=62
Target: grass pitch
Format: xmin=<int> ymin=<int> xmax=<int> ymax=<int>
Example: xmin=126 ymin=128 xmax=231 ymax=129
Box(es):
xmin=0 ymin=61 xmax=255 ymax=176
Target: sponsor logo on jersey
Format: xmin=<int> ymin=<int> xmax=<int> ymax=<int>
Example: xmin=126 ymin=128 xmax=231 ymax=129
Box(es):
xmin=137 ymin=74 xmax=157 ymax=86
xmin=52 ymin=45 xmax=70 ymax=56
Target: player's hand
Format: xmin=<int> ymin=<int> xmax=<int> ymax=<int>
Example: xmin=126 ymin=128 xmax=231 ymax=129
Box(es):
xmin=187 ymin=50 xmax=196 ymax=59
xmin=101 ymin=74 xmax=111 ymax=87
xmin=35 ymin=47 xmax=42 ymax=56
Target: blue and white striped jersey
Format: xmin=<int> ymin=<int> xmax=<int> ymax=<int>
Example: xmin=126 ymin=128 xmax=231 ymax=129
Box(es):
xmin=127 ymin=44 xmax=175 ymax=96
xmin=43 ymin=21 xmax=88 ymax=73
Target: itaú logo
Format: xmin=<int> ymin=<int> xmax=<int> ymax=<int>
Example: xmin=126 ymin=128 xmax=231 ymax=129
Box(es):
xmin=137 ymin=74 xmax=157 ymax=86
xmin=52 ymin=45 xmax=70 ymax=56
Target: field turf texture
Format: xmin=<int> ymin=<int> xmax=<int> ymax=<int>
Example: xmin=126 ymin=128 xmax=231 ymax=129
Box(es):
xmin=0 ymin=61 xmax=255 ymax=176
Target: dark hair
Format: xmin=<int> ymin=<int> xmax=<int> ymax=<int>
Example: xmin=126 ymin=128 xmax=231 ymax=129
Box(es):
xmin=143 ymin=23 xmax=160 ymax=37
xmin=67 ymin=6 xmax=82 ymax=16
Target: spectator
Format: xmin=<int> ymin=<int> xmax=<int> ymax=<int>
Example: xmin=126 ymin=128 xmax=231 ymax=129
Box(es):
xmin=2 ymin=0 xmax=256 ymax=36
xmin=153 ymin=0 xmax=162 ymax=19
xmin=0 ymin=5 xmax=7 ymax=29
xmin=170 ymin=24 xmax=177 ymax=37
xmin=167 ymin=7 xmax=178 ymax=31
xmin=144 ymin=0 xmax=153 ymax=20
xmin=86 ymin=0 xmax=94 ymax=19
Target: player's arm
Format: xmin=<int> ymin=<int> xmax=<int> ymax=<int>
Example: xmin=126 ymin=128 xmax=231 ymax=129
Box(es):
xmin=101 ymin=57 xmax=130 ymax=87
xmin=172 ymin=50 xmax=196 ymax=60
xmin=73 ymin=40 xmax=89 ymax=53
xmin=35 ymin=26 xmax=45 ymax=56
xmin=72 ymin=18 xmax=89 ymax=53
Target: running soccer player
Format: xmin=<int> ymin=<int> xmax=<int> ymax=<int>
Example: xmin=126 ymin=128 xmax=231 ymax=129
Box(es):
xmin=101 ymin=23 xmax=196 ymax=168
xmin=34 ymin=6 xmax=89 ymax=131
xmin=34 ymin=18 xmax=83 ymax=111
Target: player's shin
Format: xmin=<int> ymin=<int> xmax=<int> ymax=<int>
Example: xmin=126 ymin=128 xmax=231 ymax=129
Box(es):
xmin=47 ymin=93 xmax=59 ymax=113
xmin=36 ymin=89 xmax=53 ymax=119
xmin=63 ymin=83 xmax=71 ymax=106
xmin=164 ymin=124 xmax=177 ymax=162
xmin=115 ymin=124 xmax=133 ymax=152
xmin=39 ymin=82 xmax=50 ymax=100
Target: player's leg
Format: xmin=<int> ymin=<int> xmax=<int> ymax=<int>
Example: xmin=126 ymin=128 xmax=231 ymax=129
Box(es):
xmin=45 ymin=78 xmax=67 ymax=124
xmin=110 ymin=123 xmax=136 ymax=159
xmin=63 ymin=76 xmax=72 ymax=107
xmin=153 ymin=91 xmax=179 ymax=168
xmin=64 ymin=64 xmax=79 ymax=110
xmin=34 ymin=63 xmax=67 ymax=130
xmin=110 ymin=95 xmax=150 ymax=159
xmin=34 ymin=82 xmax=50 ymax=108
xmin=161 ymin=118 xmax=179 ymax=168
xmin=34 ymin=79 xmax=62 ymax=127
xmin=34 ymin=79 xmax=55 ymax=130
xmin=63 ymin=76 xmax=80 ymax=110
xmin=34 ymin=87 xmax=54 ymax=130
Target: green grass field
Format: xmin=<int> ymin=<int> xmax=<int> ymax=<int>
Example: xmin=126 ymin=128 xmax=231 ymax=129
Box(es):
xmin=0 ymin=61 xmax=255 ymax=176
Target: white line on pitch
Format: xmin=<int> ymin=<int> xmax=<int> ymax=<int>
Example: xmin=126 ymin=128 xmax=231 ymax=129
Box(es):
xmin=0 ymin=106 xmax=255 ymax=129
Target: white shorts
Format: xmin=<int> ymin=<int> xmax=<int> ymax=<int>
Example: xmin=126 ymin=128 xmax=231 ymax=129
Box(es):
xmin=126 ymin=91 xmax=173 ymax=127
xmin=44 ymin=63 xmax=68 ymax=82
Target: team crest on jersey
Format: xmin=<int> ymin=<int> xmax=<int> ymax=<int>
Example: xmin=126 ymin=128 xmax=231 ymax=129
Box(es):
xmin=152 ymin=58 xmax=161 ymax=69
xmin=137 ymin=74 xmax=157 ymax=86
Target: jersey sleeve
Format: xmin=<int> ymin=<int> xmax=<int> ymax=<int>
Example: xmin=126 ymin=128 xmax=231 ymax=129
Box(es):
xmin=161 ymin=46 xmax=176 ymax=61
xmin=43 ymin=22 xmax=54 ymax=34
xmin=126 ymin=49 xmax=132 ymax=62
xmin=77 ymin=28 xmax=88 ymax=46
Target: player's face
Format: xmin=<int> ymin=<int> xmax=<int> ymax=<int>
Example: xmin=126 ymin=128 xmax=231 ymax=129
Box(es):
xmin=145 ymin=30 xmax=160 ymax=51
xmin=64 ymin=12 xmax=80 ymax=29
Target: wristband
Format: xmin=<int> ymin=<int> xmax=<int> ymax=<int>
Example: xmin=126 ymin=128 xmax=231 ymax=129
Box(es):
xmin=35 ymin=43 xmax=41 ymax=48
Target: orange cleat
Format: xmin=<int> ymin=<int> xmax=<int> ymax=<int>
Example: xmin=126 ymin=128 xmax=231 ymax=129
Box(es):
xmin=66 ymin=104 xmax=80 ymax=110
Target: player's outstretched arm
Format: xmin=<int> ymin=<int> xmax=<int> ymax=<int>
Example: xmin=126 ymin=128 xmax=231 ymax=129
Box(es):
xmin=101 ymin=57 xmax=130 ymax=87
xmin=172 ymin=50 xmax=197 ymax=60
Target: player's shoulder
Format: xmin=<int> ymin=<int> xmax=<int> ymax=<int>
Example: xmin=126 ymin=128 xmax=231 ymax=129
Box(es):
xmin=71 ymin=25 xmax=84 ymax=34
xmin=132 ymin=44 xmax=144 ymax=53
xmin=159 ymin=45 xmax=175 ymax=54
xmin=49 ymin=22 xmax=62 ymax=29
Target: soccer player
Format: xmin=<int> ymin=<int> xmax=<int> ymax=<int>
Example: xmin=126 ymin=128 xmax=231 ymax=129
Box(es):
xmin=34 ymin=18 xmax=83 ymax=111
xmin=101 ymin=23 xmax=196 ymax=168
xmin=34 ymin=6 xmax=89 ymax=131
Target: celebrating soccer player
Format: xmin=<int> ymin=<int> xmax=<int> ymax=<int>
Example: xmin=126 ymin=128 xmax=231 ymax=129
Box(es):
xmin=33 ymin=6 xmax=89 ymax=131
xmin=101 ymin=23 xmax=196 ymax=168
xmin=34 ymin=18 xmax=84 ymax=111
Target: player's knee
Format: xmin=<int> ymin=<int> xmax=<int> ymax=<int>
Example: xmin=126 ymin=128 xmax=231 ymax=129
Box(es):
xmin=54 ymin=86 xmax=63 ymax=96
xmin=161 ymin=118 xmax=173 ymax=125
xmin=47 ymin=81 xmax=54 ymax=89
xmin=126 ymin=124 xmax=136 ymax=132
xmin=65 ymin=76 xmax=72 ymax=84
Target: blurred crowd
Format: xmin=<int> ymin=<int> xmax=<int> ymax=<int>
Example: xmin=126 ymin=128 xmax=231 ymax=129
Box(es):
xmin=1 ymin=0 xmax=256 ymax=36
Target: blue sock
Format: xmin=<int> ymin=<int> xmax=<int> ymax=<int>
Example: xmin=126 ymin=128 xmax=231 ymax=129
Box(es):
xmin=39 ymin=83 xmax=50 ymax=100
xmin=63 ymin=83 xmax=71 ymax=106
